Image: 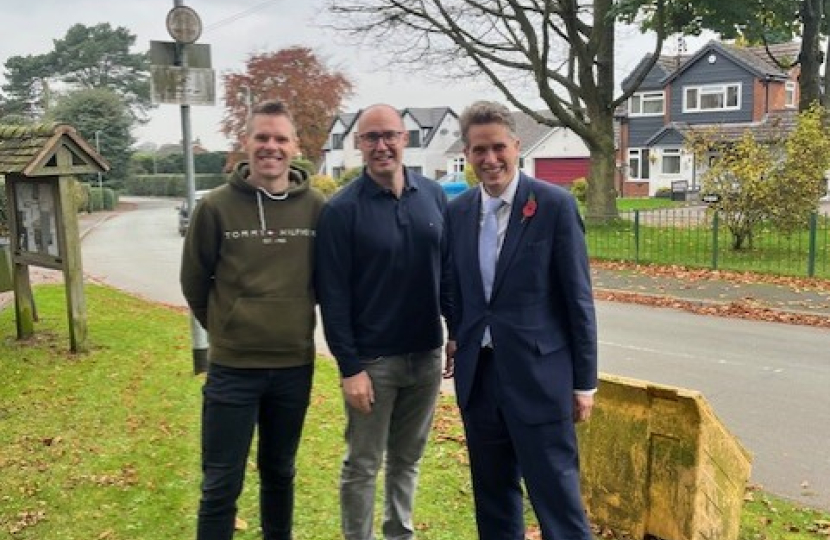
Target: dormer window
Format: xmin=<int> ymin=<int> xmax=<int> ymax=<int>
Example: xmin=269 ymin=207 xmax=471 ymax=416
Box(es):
xmin=332 ymin=133 xmax=344 ymax=150
xmin=683 ymin=83 xmax=741 ymax=112
xmin=629 ymin=91 xmax=665 ymax=116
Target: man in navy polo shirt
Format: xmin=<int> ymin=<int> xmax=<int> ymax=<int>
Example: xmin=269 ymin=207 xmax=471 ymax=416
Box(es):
xmin=316 ymin=103 xmax=454 ymax=540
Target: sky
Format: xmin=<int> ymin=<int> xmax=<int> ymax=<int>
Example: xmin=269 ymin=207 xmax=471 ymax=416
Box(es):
xmin=0 ymin=0 xmax=714 ymax=151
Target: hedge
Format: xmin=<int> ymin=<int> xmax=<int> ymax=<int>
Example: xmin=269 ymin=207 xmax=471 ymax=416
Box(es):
xmin=124 ymin=174 xmax=226 ymax=197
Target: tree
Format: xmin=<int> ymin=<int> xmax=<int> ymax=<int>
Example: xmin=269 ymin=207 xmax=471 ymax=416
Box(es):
xmin=221 ymin=47 xmax=353 ymax=163
xmin=52 ymin=23 xmax=152 ymax=119
xmin=325 ymin=0 xmax=669 ymax=221
xmin=2 ymin=23 xmax=152 ymax=121
xmin=621 ymin=0 xmax=825 ymax=110
xmin=48 ymin=88 xmax=135 ymax=186
xmin=1 ymin=54 xmax=55 ymax=119
xmin=688 ymin=105 xmax=830 ymax=249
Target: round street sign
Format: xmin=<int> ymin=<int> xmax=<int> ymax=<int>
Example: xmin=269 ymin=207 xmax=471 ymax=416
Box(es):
xmin=166 ymin=6 xmax=202 ymax=44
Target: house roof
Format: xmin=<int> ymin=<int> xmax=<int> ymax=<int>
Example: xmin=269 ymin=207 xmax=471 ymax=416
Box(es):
xmin=321 ymin=112 xmax=362 ymax=151
xmin=402 ymin=107 xmax=458 ymax=146
xmin=323 ymin=107 xmax=459 ymax=151
xmin=0 ymin=123 xmax=109 ymax=176
xmin=648 ymin=109 xmax=799 ymax=146
xmin=623 ymin=40 xmax=796 ymax=93
xmin=621 ymin=53 xmax=691 ymax=91
xmin=445 ymin=110 xmax=560 ymax=155
xmin=662 ymin=40 xmax=792 ymax=85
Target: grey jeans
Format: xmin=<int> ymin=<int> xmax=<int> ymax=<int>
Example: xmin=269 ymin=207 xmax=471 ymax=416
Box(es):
xmin=340 ymin=348 xmax=443 ymax=540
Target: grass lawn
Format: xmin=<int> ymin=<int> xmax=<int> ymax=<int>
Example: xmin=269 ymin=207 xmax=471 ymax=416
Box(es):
xmin=1 ymin=285 xmax=828 ymax=539
xmin=615 ymin=197 xmax=680 ymax=211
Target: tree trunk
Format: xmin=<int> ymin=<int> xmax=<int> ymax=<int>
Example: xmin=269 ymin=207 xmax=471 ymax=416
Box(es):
xmin=583 ymin=0 xmax=619 ymax=224
xmin=585 ymin=142 xmax=619 ymax=223
xmin=799 ymin=0 xmax=823 ymax=109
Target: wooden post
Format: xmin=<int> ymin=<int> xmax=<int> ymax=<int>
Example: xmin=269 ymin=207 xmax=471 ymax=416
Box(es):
xmin=58 ymin=182 xmax=88 ymax=353
xmin=4 ymin=177 xmax=35 ymax=337
xmin=56 ymin=147 xmax=87 ymax=352
xmin=13 ymin=263 xmax=35 ymax=338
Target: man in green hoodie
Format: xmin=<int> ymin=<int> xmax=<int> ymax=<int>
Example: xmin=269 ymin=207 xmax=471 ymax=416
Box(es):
xmin=180 ymin=100 xmax=325 ymax=540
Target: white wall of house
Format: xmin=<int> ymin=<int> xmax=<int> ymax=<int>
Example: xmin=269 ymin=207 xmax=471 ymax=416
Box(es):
xmin=400 ymin=113 xmax=461 ymax=179
xmin=646 ymin=148 xmax=697 ymax=196
xmin=323 ymin=111 xmax=462 ymax=180
xmin=321 ymin=118 xmax=362 ymax=179
xmin=321 ymin=118 xmax=347 ymax=178
xmin=526 ymin=128 xmax=588 ymax=159
xmin=523 ymin=127 xmax=590 ymax=176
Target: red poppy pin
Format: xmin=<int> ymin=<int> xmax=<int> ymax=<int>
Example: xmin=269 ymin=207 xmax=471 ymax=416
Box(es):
xmin=521 ymin=192 xmax=537 ymax=223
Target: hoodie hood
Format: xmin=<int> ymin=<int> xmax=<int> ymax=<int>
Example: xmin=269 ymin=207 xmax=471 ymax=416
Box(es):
xmin=229 ymin=161 xmax=312 ymax=231
xmin=229 ymin=161 xmax=311 ymax=198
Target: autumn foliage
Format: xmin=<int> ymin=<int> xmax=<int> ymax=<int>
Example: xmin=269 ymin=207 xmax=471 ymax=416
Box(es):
xmin=688 ymin=105 xmax=830 ymax=250
xmin=221 ymin=46 xmax=353 ymax=163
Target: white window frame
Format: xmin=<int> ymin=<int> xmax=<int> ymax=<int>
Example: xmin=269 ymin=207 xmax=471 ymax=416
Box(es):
xmin=628 ymin=148 xmax=650 ymax=179
xmin=452 ymin=157 xmax=466 ymax=172
xmin=785 ymin=81 xmax=797 ymax=108
xmin=683 ymin=83 xmax=741 ymax=113
xmin=629 ymin=91 xmax=665 ymax=116
xmin=661 ymin=148 xmax=681 ymax=175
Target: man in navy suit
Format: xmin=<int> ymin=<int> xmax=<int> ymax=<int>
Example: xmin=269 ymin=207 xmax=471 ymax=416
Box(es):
xmin=446 ymin=101 xmax=597 ymax=540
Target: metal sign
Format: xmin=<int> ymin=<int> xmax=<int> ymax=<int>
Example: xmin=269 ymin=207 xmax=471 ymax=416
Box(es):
xmin=701 ymin=193 xmax=722 ymax=204
xmin=166 ymin=5 xmax=202 ymax=44
xmin=151 ymin=65 xmax=216 ymax=106
xmin=150 ymin=40 xmax=212 ymax=69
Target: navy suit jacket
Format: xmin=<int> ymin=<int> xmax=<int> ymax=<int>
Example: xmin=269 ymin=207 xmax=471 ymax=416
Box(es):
xmin=447 ymin=174 xmax=597 ymax=424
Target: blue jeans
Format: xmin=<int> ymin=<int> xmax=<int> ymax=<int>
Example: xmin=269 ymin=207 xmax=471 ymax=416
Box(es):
xmin=197 ymin=363 xmax=313 ymax=540
xmin=340 ymin=348 xmax=442 ymax=540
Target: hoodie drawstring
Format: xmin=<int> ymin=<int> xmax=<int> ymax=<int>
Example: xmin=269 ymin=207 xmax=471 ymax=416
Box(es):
xmin=255 ymin=188 xmax=289 ymax=232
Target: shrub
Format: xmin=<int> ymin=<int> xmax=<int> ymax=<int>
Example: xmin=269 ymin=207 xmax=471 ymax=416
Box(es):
xmin=311 ymin=174 xmax=338 ymax=197
xmin=292 ymin=157 xmax=317 ymax=177
xmin=87 ymin=187 xmax=118 ymax=211
xmin=74 ymin=180 xmax=90 ymax=213
xmin=654 ymin=187 xmax=672 ymax=199
xmin=464 ymin=164 xmax=480 ymax=187
xmin=570 ymin=177 xmax=588 ymax=203
xmin=338 ymin=166 xmax=363 ymax=186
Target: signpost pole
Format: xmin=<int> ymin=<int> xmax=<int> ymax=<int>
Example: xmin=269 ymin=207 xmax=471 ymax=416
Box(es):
xmin=171 ymin=0 xmax=209 ymax=374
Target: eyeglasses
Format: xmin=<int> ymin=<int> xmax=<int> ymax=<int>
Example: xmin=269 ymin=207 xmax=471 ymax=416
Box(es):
xmin=358 ymin=131 xmax=405 ymax=146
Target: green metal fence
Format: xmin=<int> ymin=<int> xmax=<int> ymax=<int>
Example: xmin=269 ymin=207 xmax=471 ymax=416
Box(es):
xmin=586 ymin=208 xmax=830 ymax=279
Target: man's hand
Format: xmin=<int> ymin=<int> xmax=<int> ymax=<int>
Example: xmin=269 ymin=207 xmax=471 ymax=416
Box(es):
xmin=443 ymin=340 xmax=457 ymax=379
xmin=342 ymin=371 xmax=374 ymax=414
xmin=573 ymin=393 xmax=594 ymax=423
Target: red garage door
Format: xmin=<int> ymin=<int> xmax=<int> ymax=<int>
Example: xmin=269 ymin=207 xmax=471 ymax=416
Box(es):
xmin=534 ymin=157 xmax=590 ymax=186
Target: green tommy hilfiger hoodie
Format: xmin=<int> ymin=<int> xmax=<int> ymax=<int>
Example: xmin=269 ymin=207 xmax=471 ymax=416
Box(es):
xmin=180 ymin=162 xmax=325 ymax=368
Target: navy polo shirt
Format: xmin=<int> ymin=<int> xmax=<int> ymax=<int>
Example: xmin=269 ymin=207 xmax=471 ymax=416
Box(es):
xmin=315 ymin=169 xmax=453 ymax=377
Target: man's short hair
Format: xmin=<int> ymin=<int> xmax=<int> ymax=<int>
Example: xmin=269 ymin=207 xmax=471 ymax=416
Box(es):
xmin=247 ymin=99 xmax=296 ymax=134
xmin=459 ymin=101 xmax=517 ymax=145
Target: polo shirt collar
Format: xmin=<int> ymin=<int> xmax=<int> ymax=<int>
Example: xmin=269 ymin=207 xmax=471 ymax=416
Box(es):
xmin=361 ymin=167 xmax=418 ymax=197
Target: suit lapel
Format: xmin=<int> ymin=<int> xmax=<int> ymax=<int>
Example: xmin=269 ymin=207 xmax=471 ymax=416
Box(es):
xmin=491 ymin=176 xmax=532 ymax=300
xmin=461 ymin=190 xmax=486 ymax=300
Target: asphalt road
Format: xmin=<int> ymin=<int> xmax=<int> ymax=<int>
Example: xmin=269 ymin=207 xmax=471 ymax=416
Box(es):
xmin=80 ymin=197 xmax=830 ymax=510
